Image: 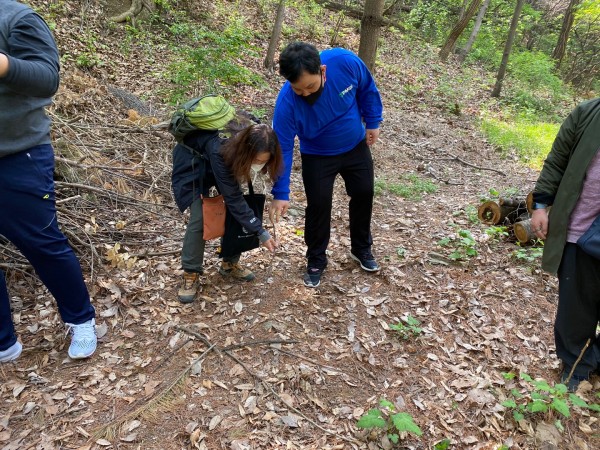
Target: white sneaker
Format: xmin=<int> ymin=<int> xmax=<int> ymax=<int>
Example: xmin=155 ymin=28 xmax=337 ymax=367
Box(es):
xmin=0 ymin=341 xmax=22 ymax=363
xmin=66 ymin=318 xmax=97 ymax=359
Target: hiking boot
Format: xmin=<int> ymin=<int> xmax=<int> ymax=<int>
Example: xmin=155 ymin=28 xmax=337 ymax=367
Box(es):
xmin=350 ymin=251 xmax=381 ymax=272
xmin=0 ymin=341 xmax=22 ymax=363
xmin=66 ymin=318 xmax=97 ymax=359
xmin=219 ymin=261 xmax=255 ymax=281
xmin=178 ymin=272 xmax=201 ymax=303
xmin=303 ymin=267 xmax=323 ymax=288
xmin=560 ymin=369 xmax=589 ymax=392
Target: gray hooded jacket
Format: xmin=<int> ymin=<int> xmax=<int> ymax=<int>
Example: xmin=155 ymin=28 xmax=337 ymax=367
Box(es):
xmin=0 ymin=0 xmax=60 ymax=156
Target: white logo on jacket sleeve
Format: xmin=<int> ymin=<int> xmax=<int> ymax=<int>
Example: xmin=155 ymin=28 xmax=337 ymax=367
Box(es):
xmin=339 ymin=85 xmax=354 ymax=97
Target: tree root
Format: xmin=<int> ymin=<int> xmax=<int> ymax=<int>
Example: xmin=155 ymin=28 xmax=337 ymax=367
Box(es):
xmin=108 ymin=0 xmax=153 ymax=23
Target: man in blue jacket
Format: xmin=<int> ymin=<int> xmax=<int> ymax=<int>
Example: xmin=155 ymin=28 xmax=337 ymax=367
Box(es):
xmin=0 ymin=0 xmax=96 ymax=362
xmin=270 ymin=42 xmax=383 ymax=287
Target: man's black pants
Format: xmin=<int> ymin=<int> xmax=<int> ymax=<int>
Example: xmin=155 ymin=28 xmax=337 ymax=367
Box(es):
xmin=300 ymin=139 xmax=374 ymax=270
xmin=555 ymin=243 xmax=600 ymax=376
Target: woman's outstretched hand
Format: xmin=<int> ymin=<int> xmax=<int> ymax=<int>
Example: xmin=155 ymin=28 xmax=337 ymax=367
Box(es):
xmin=262 ymin=237 xmax=278 ymax=253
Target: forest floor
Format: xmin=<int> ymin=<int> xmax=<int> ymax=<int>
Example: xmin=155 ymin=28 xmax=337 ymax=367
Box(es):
xmin=1 ymin=1 xmax=598 ymax=450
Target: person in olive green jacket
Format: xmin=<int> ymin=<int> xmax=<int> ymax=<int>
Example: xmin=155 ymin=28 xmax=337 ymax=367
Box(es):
xmin=530 ymin=97 xmax=600 ymax=391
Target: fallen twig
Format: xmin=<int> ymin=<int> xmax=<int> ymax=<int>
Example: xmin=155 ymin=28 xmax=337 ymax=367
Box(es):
xmin=445 ymin=151 xmax=506 ymax=176
xmin=92 ymin=343 xmax=216 ymax=440
xmin=564 ymin=338 xmax=591 ymax=386
xmin=274 ymin=348 xmax=342 ymax=374
xmin=175 ymin=325 xmax=358 ymax=442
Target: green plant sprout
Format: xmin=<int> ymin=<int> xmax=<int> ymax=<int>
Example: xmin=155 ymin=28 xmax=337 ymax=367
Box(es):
xmin=480 ymin=187 xmax=522 ymax=203
xmin=389 ymin=315 xmax=422 ymax=339
xmin=464 ymin=205 xmax=480 ymax=224
xmin=512 ymin=241 xmax=544 ymax=263
xmin=500 ymin=372 xmax=600 ymax=430
xmin=374 ymin=174 xmax=438 ymax=200
xmin=438 ymin=229 xmax=478 ymax=261
xmin=433 ymin=438 xmax=452 ymax=449
xmin=356 ymin=398 xmax=422 ymax=444
xmin=75 ymin=32 xmax=104 ymax=69
xmin=485 ymin=225 xmax=509 ymax=240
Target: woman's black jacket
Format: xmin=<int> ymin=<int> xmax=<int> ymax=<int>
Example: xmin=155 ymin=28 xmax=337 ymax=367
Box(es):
xmin=171 ymin=130 xmax=265 ymax=237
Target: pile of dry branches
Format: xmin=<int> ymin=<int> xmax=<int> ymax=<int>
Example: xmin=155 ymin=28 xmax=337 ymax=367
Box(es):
xmin=0 ymin=70 xmax=179 ymax=284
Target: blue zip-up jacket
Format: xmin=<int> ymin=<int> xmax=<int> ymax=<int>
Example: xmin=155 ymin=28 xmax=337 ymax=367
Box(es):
xmin=271 ymin=48 xmax=383 ymax=200
xmin=0 ymin=0 xmax=60 ymax=156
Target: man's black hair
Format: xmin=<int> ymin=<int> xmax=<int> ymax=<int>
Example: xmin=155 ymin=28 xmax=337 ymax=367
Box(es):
xmin=278 ymin=42 xmax=321 ymax=83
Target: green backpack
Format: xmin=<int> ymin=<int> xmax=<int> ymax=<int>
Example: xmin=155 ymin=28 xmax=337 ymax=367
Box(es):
xmin=168 ymin=94 xmax=236 ymax=143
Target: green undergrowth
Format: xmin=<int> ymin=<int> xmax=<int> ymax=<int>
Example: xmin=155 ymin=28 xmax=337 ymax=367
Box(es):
xmin=481 ymin=116 xmax=560 ymax=169
xmin=500 ymin=372 xmax=600 ymax=433
xmin=164 ymin=15 xmax=266 ymax=104
xmin=112 ymin=4 xmax=267 ymax=105
xmin=375 ymin=173 xmax=438 ymax=201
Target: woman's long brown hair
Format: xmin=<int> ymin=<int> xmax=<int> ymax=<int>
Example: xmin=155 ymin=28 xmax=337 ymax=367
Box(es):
xmin=220 ymin=123 xmax=282 ymax=184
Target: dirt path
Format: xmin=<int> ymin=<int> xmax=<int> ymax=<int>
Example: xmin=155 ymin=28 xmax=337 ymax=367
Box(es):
xmin=1 ymin=2 xmax=598 ymax=450
xmin=3 ymin=98 xmax=588 ymax=450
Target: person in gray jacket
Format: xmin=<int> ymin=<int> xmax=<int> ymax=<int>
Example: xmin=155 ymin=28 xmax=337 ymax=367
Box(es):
xmin=0 ymin=0 xmax=96 ymax=363
xmin=531 ymin=97 xmax=600 ymax=391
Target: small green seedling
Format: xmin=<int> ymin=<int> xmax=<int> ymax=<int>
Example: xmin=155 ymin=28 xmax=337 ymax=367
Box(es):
xmin=500 ymin=372 xmax=600 ymax=429
xmin=389 ymin=315 xmax=422 ymax=340
xmin=356 ymin=398 xmax=422 ymax=444
xmin=438 ymin=229 xmax=478 ymax=261
xmin=512 ymin=243 xmax=543 ymax=263
xmin=485 ymin=225 xmax=508 ymax=240
xmin=433 ymin=438 xmax=452 ymax=449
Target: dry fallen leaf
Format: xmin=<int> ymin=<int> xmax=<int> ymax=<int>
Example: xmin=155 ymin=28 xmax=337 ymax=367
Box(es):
xmin=280 ymin=415 xmax=299 ymax=428
xmin=125 ymin=420 xmax=141 ymax=432
xmin=208 ymin=415 xmax=222 ymax=430
xmin=12 ymin=385 xmax=26 ymax=398
xmin=0 ymin=431 xmax=11 ymax=442
xmin=120 ymin=433 xmax=137 ymax=442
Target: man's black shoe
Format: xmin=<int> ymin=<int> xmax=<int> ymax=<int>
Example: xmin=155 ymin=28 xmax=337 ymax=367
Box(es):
xmin=560 ymin=369 xmax=589 ymax=392
xmin=350 ymin=252 xmax=380 ymax=272
xmin=303 ymin=267 xmax=323 ymax=288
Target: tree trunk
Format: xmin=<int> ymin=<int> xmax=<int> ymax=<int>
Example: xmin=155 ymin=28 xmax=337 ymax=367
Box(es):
xmin=439 ymin=0 xmax=483 ymax=61
xmin=315 ymin=0 xmax=406 ymax=30
xmin=109 ymin=0 xmax=143 ymax=23
xmin=478 ymin=201 xmax=510 ymax=225
xmin=526 ymin=191 xmax=534 ymax=213
xmin=478 ymin=199 xmax=527 ymax=225
xmin=457 ymin=0 xmax=491 ymax=62
xmin=514 ymin=219 xmax=536 ymax=244
xmin=499 ymin=197 xmax=526 ymax=208
xmin=457 ymin=0 xmax=469 ymax=21
xmin=449 ymin=0 xmax=470 ymax=54
xmin=264 ymin=0 xmax=286 ymax=71
xmin=551 ymin=0 xmax=581 ymax=67
xmin=491 ymin=0 xmax=525 ymax=98
xmin=358 ymin=0 xmax=386 ymax=72
xmin=107 ymin=0 xmax=155 ymax=23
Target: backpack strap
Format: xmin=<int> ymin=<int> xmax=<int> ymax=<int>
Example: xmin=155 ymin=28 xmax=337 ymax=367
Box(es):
xmin=180 ymin=129 xmax=219 ymax=160
xmin=180 ymin=131 xmax=213 ymax=202
xmin=180 ymin=142 xmax=208 ymax=160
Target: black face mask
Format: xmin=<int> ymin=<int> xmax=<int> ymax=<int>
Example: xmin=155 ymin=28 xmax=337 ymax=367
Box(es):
xmin=301 ymin=75 xmax=324 ymax=106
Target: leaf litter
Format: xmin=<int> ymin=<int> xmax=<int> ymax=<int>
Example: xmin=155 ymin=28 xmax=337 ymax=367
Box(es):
xmin=0 ymin=1 xmax=598 ymax=449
